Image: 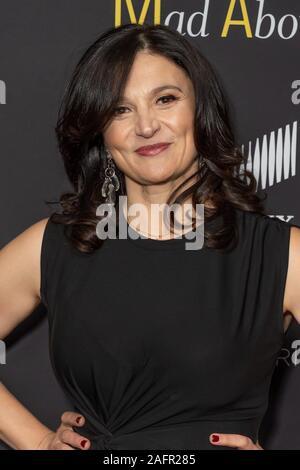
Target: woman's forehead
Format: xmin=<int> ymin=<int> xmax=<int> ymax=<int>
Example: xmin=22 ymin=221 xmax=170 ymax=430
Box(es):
xmin=121 ymin=54 xmax=192 ymax=97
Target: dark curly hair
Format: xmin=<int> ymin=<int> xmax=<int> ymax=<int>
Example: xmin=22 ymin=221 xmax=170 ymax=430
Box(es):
xmin=48 ymin=22 xmax=266 ymax=254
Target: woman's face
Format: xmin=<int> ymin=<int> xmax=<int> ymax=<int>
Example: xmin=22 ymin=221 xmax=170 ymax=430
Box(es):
xmin=102 ymin=51 xmax=198 ymax=188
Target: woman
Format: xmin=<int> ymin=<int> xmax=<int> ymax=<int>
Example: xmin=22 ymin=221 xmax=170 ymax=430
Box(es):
xmin=0 ymin=23 xmax=299 ymax=451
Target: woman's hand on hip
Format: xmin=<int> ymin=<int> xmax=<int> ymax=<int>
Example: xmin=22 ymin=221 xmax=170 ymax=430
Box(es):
xmin=36 ymin=411 xmax=91 ymax=450
xmin=209 ymin=433 xmax=263 ymax=450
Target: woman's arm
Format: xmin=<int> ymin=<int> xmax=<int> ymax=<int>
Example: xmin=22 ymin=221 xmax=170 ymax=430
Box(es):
xmin=0 ymin=218 xmax=48 ymax=338
xmin=0 ymin=381 xmax=90 ymax=450
xmin=0 ymin=218 xmax=91 ymax=450
xmin=283 ymin=226 xmax=300 ymax=324
xmin=0 ymin=218 xmax=53 ymax=449
xmin=0 ymin=382 xmax=53 ymax=450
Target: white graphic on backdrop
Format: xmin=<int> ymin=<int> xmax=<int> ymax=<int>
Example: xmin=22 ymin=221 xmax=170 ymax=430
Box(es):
xmin=291 ymin=80 xmax=300 ymax=105
xmin=0 ymin=340 xmax=6 ymax=365
xmin=240 ymin=121 xmax=297 ymax=190
xmin=0 ymin=80 xmax=6 ymax=104
xmin=277 ymin=341 xmax=300 ymax=368
xmin=269 ymin=215 xmax=294 ymax=223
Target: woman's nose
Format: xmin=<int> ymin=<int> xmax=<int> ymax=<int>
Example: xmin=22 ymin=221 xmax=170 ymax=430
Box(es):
xmin=135 ymin=110 xmax=160 ymax=137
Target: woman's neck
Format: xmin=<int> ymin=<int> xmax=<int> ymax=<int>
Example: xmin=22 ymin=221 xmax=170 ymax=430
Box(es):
xmin=121 ymin=196 xmax=205 ymax=240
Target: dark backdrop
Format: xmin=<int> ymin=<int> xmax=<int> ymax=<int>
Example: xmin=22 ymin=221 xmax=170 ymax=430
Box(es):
xmin=0 ymin=0 xmax=299 ymax=450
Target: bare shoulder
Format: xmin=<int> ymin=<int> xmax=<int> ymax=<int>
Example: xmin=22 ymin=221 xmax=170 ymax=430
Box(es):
xmin=283 ymin=225 xmax=300 ymax=323
xmin=0 ymin=217 xmax=50 ymax=261
xmin=0 ymin=217 xmax=50 ymax=338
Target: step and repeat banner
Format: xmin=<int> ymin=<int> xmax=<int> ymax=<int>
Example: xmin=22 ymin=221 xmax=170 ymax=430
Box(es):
xmin=0 ymin=0 xmax=299 ymax=450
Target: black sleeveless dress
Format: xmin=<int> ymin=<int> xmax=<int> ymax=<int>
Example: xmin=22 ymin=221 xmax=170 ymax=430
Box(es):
xmin=40 ymin=207 xmax=292 ymax=450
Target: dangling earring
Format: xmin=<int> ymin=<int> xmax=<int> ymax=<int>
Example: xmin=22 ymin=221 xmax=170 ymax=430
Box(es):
xmin=101 ymin=149 xmax=120 ymax=205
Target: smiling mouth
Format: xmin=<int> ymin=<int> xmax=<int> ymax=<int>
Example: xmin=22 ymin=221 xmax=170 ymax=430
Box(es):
xmin=135 ymin=143 xmax=171 ymax=156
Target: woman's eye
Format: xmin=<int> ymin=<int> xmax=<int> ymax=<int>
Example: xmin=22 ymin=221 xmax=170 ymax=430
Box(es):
xmin=113 ymin=106 xmax=128 ymax=115
xmin=113 ymin=95 xmax=177 ymax=116
xmin=157 ymin=94 xmax=177 ymax=104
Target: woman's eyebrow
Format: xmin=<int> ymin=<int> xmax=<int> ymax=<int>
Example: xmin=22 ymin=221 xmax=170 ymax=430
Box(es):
xmin=120 ymin=85 xmax=183 ymax=101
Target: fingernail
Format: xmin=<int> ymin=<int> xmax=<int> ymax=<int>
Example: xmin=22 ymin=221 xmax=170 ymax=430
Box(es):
xmin=81 ymin=439 xmax=87 ymax=448
xmin=76 ymin=416 xmax=82 ymax=424
xmin=211 ymin=434 xmax=219 ymax=442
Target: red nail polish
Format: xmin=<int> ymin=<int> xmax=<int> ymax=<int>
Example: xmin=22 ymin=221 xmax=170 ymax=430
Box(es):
xmin=76 ymin=416 xmax=81 ymax=424
xmin=212 ymin=434 xmax=219 ymax=442
xmin=81 ymin=439 xmax=87 ymax=448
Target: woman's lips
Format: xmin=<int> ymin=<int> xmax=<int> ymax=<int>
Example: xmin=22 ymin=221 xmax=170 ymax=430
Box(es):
xmin=135 ymin=143 xmax=171 ymax=156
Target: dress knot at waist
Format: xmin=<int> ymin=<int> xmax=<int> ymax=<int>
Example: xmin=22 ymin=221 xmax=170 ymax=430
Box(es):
xmin=86 ymin=419 xmax=259 ymax=450
xmin=92 ymin=432 xmax=114 ymax=450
